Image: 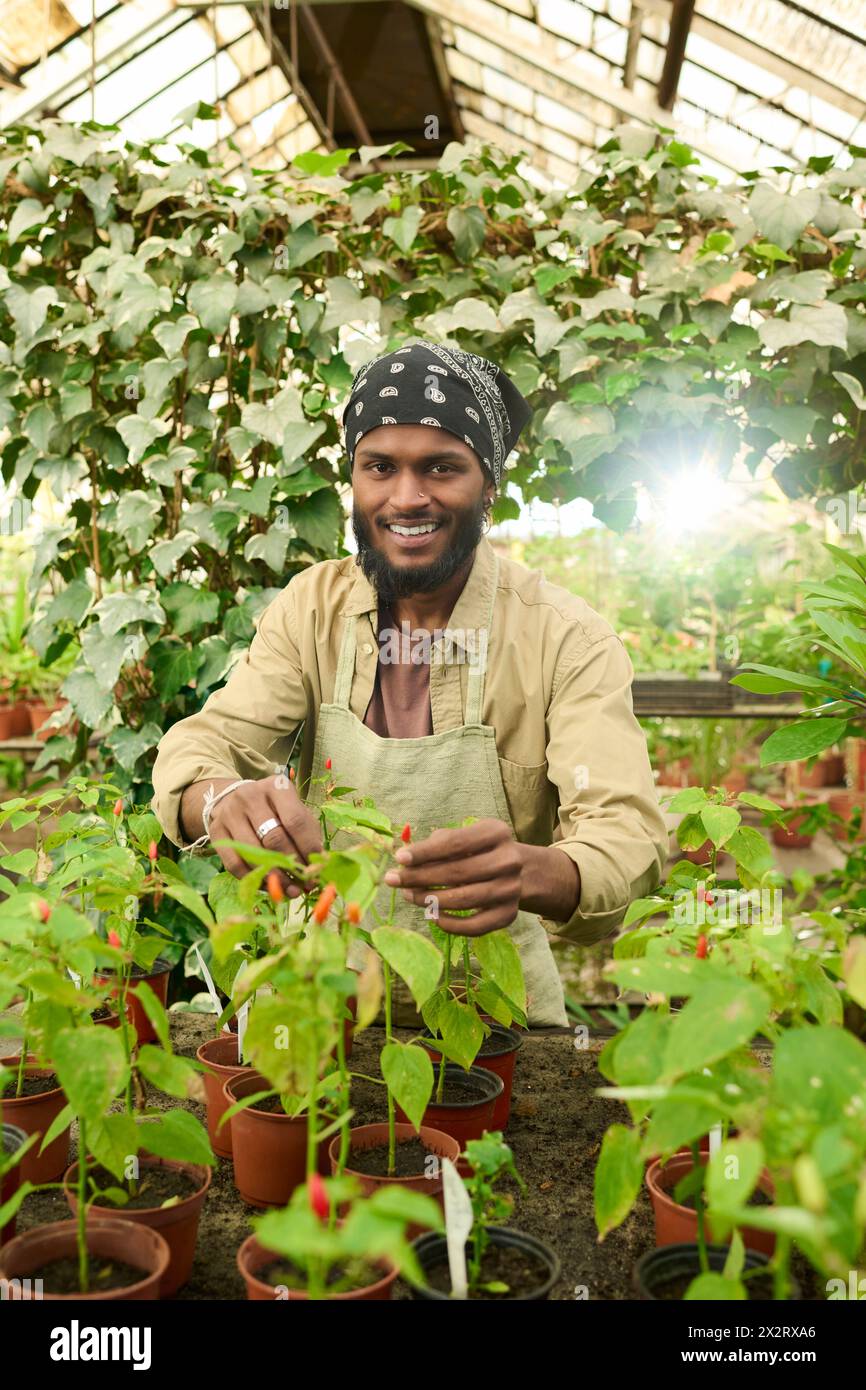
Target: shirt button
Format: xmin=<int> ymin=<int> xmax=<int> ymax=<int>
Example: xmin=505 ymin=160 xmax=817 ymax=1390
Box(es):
xmin=363 ymin=643 xmax=374 ymax=655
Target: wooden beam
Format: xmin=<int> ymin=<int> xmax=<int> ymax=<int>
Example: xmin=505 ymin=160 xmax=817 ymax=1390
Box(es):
xmin=638 ymin=0 xmax=866 ymax=124
xmin=623 ymin=0 xmax=642 ymax=91
xmin=424 ymin=12 xmax=465 ymax=141
xmin=406 ymin=0 xmax=743 ymax=171
xmin=657 ymin=0 xmax=695 ymax=111
xmin=298 ymin=4 xmax=377 ymax=154
xmin=250 ymin=6 xmax=337 ymax=150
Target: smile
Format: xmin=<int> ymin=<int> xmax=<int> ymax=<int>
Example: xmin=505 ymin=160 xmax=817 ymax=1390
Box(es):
xmin=385 ymin=522 xmax=442 ymax=536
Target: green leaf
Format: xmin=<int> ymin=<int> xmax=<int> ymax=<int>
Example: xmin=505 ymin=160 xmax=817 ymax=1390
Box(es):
xmin=136 ymin=1045 xmax=198 ymax=1099
xmin=131 ymin=980 xmax=170 ymax=1051
xmin=188 ymin=274 xmax=238 ymax=335
xmin=760 ymin=718 xmax=848 ymax=766
xmin=160 ymin=583 xmax=220 ymax=636
xmin=705 ymin=1138 xmax=765 ymax=1213
xmin=437 ymin=998 xmax=484 ymax=1069
xmin=135 ymin=1110 xmax=214 ymax=1167
xmin=700 ymin=804 xmax=741 ymax=848
xmin=52 ymin=1026 xmax=129 ymax=1125
xmin=372 ymin=926 xmax=442 ymax=1008
xmin=594 ymin=1124 xmax=643 ymax=1237
xmin=663 ymin=979 xmax=770 ymax=1078
xmin=447 ymin=205 xmax=487 ymax=261
xmin=472 ymin=930 xmax=526 ymax=1015
xmin=684 ymin=1273 xmax=746 ymax=1300
xmin=380 ymin=1041 xmax=434 ymax=1130
xmin=748 ymin=182 xmax=819 ymax=251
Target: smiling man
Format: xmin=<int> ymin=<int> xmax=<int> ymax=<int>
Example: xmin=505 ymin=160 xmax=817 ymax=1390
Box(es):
xmin=150 ymin=339 xmax=668 ymax=1026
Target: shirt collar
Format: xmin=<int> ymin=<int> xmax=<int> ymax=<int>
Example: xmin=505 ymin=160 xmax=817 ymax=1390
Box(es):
xmin=341 ymin=537 xmax=498 ymax=649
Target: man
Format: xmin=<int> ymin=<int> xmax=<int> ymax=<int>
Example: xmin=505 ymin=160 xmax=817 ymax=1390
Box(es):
xmin=151 ymin=339 xmax=668 ymax=1027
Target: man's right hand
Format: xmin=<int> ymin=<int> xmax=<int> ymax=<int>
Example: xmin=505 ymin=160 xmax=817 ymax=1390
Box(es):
xmin=200 ymin=774 xmax=323 ymax=896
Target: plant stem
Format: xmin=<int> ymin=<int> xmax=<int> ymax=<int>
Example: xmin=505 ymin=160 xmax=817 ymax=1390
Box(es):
xmin=383 ymin=957 xmax=396 ymax=1176
xmin=436 ymin=947 xmax=451 ymax=1104
xmin=691 ymin=1141 xmax=709 ymax=1274
xmin=15 ymin=994 xmax=29 ymax=1097
xmin=78 ymin=1118 xmax=89 ymax=1294
xmin=773 ymin=1233 xmax=792 ymax=1301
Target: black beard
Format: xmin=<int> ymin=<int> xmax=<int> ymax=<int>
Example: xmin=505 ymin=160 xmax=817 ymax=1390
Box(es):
xmin=351 ymin=499 xmax=486 ymax=603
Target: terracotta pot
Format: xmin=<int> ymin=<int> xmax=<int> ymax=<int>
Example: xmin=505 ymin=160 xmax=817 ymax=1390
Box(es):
xmin=634 ymin=1242 xmax=798 ymax=1300
xmin=828 ymin=790 xmax=866 ymax=841
xmin=420 ymin=1023 xmax=523 ymax=1129
xmin=329 ymin=1121 xmax=459 ymax=1228
xmin=408 ymin=1226 xmax=560 ymax=1301
xmin=0 ymin=705 xmax=18 ymax=740
xmin=91 ymin=1007 xmax=121 ymax=1029
xmin=772 ymin=811 xmax=814 ymax=849
xmin=795 ymin=761 xmax=825 ymax=790
xmin=721 ymin=768 xmax=748 ymax=795
xmin=237 ymin=1232 xmax=398 ymax=1301
xmin=223 ymin=1071 xmax=309 ymax=1208
xmin=0 ymin=1217 xmax=169 ymax=1300
xmin=646 ymin=1151 xmax=776 ymax=1256
xmin=1 ymin=1124 xmax=28 ymax=1245
xmin=5 ymin=702 xmax=32 ymax=736
xmin=819 ymin=753 xmax=845 ymax=787
xmin=681 ymin=838 xmax=713 ymax=865
xmin=95 ymin=957 xmax=173 ymax=1044
xmin=63 ymin=1156 xmax=211 ymax=1298
xmin=0 ymin=1059 xmax=70 ymax=1184
xmin=396 ymin=1064 xmax=503 ymax=1151
xmin=28 ymin=700 xmax=77 ymax=741
xmin=196 ymin=1034 xmax=251 ymax=1159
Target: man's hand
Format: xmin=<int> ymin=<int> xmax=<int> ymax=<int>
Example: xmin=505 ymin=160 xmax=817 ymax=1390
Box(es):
xmin=383 ymin=818 xmax=525 ymax=936
xmin=206 ymin=774 xmax=323 ymax=896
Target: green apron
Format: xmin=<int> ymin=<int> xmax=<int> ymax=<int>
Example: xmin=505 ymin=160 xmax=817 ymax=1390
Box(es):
xmin=303 ymin=554 xmax=568 ymax=1029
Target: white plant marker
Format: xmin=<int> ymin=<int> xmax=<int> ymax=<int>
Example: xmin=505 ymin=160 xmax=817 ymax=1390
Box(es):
xmin=441 ymin=1157 xmax=473 ymax=1300
xmin=709 ymin=1122 xmax=722 ymax=1158
xmin=236 ymin=999 xmax=251 ymax=1064
xmin=193 ymin=942 xmax=232 ymax=1035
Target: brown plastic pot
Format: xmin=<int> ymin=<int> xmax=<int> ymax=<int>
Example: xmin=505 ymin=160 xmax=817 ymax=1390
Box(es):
xmin=1 ymin=1124 xmax=28 ymax=1245
xmin=0 ymin=1217 xmax=169 ymax=1300
xmin=237 ymin=1232 xmax=398 ymax=1300
xmin=28 ymin=700 xmax=75 ymax=741
xmin=196 ymin=1033 xmax=251 ymax=1159
xmin=223 ymin=1071 xmax=309 ymax=1208
xmin=329 ymin=1121 xmax=459 ymax=1229
xmin=828 ymin=790 xmax=866 ymax=841
xmin=646 ymin=1151 xmax=776 ymax=1257
xmin=95 ymin=957 xmax=173 ymax=1044
xmin=0 ymin=1058 xmax=70 ymax=1184
xmin=408 ymin=1226 xmax=560 ymax=1301
xmin=63 ymin=1156 xmax=211 ymax=1298
xmin=397 ymin=1064 xmax=503 ymax=1151
xmin=772 ymin=810 xmax=814 ymax=849
xmin=420 ymin=1023 xmax=523 ymax=1129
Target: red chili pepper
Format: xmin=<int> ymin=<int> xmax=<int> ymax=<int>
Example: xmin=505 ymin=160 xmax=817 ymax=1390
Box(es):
xmin=289 ymin=766 xmax=296 ymax=781
xmin=112 ymin=798 xmax=123 ymax=817
xmin=147 ymin=841 xmax=158 ymax=863
xmin=325 ymin=757 xmax=332 ymax=771
xmin=312 ymin=883 xmax=337 ymax=924
xmin=308 ymin=1171 xmax=329 ymax=1221
xmin=696 ymin=934 xmax=709 ymax=959
xmin=266 ymin=871 xmax=285 ymax=903
xmin=400 ymin=823 xmax=412 ymax=844
xmin=108 ymin=928 xmax=122 ymax=949
xmin=346 ymin=901 xmax=362 ymax=925
xmin=37 ymin=898 xmax=51 ymax=923
xmin=705 ymin=891 xmax=715 ymax=907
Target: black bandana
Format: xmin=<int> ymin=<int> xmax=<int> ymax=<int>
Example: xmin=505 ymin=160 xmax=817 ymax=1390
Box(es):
xmin=342 ymin=339 xmax=532 ymax=486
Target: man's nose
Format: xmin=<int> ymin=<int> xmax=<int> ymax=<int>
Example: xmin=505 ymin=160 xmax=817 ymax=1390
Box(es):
xmin=389 ymin=474 xmax=430 ymax=511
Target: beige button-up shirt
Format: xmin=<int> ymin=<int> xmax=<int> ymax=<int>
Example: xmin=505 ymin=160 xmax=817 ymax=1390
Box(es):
xmin=150 ymin=536 xmax=668 ymax=943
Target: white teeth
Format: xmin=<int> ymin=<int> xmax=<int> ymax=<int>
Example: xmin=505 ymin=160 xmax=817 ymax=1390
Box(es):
xmin=388 ymin=523 xmax=438 ymax=536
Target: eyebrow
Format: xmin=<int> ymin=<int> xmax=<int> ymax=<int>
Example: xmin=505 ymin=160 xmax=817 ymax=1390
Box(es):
xmin=356 ymin=449 xmax=471 ymax=463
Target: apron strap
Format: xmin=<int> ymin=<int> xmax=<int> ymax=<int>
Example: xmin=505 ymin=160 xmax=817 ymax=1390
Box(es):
xmin=332 ymin=612 xmax=358 ymax=709
xmin=464 ymin=553 xmax=498 ymax=726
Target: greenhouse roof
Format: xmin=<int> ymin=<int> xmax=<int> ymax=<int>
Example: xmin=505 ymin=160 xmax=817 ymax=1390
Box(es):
xmin=0 ymin=0 xmax=864 ymax=187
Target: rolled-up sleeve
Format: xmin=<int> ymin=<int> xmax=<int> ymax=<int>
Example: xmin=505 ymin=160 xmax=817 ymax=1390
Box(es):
xmin=151 ymin=582 xmax=307 ymax=848
xmin=544 ymin=632 xmax=668 ymax=944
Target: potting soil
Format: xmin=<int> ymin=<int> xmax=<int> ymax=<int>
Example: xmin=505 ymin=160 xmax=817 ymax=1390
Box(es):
xmin=425 ymin=1242 xmax=550 ymax=1298
xmin=256 ymin=1256 xmax=383 ymax=1293
xmin=31 ymin=1254 xmax=149 ymax=1294
xmin=348 ymin=1136 xmax=430 ymax=1177
xmin=84 ymin=1164 xmax=200 ymax=1210
xmin=4 ymin=1071 xmax=59 ymax=1097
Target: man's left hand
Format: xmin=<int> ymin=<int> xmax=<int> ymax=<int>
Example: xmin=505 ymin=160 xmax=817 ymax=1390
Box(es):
xmin=383 ymin=817 xmax=523 ymax=937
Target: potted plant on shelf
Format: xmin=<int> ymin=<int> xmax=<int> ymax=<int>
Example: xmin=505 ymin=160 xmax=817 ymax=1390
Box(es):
xmin=408 ymin=1132 xmax=560 ymax=1300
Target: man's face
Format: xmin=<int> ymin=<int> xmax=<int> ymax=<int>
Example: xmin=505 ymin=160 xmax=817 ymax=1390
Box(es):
xmin=351 ymin=424 xmax=494 ymax=601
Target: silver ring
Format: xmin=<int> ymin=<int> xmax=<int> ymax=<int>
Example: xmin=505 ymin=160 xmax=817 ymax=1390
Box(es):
xmin=256 ymin=818 xmax=279 ymax=840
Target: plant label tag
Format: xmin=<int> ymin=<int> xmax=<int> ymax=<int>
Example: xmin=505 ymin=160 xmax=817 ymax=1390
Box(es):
xmin=67 ymin=969 xmax=82 ymax=989
xmin=709 ymin=1122 xmax=722 ymax=1158
xmin=194 ymin=942 xmax=232 ymax=1035
xmin=441 ymin=1157 xmax=472 ymax=1299
xmin=237 ymin=999 xmax=251 ymax=1064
